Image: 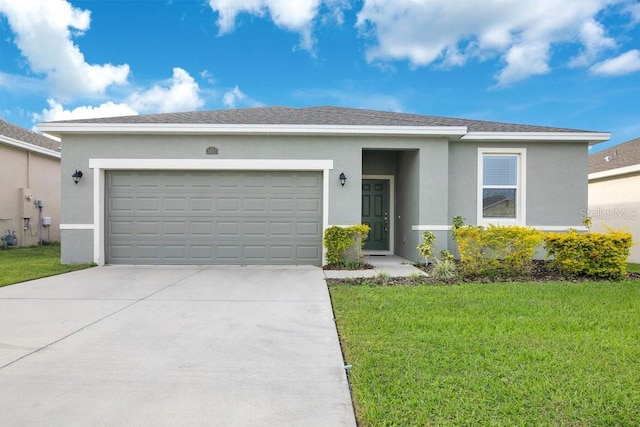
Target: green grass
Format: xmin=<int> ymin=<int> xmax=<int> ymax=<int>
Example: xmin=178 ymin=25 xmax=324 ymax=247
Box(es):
xmin=330 ymin=281 xmax=640 ymax=426
xmin=0 ymin=244 xmax=93 ymax=287
xmin=628 ymin=263 xmax=640 ymax=273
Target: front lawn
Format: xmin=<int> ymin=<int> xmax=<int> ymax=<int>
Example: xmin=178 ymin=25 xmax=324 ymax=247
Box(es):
xmin=628 ymin=263 xmax=640 ymax=273
xmin=330 ymin=281 xmax=640 ymax=426
xmin=0 ymin=244 xmax=93 ymax=287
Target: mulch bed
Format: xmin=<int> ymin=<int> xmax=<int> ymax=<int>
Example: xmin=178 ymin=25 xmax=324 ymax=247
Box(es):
xmin=326 ymin=260 xmax=640 ymax=286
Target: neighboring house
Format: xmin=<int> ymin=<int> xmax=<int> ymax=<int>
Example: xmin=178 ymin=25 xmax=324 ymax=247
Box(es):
xmin=38 ymin=106 xmax=609 ymax=265
xmin=588 ymin=137 xmax=640 ymax=263
xmin=0 ymin=118 xmax=61 ymax=247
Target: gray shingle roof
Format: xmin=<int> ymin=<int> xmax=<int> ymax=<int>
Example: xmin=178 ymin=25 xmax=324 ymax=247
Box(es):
xmin=0 ymin=118 xmax=61 ymax=152
xmin=589 ymin=137 xmax=640 ymax=173
xmin=41 ymin=106 xmax=597 ymax=133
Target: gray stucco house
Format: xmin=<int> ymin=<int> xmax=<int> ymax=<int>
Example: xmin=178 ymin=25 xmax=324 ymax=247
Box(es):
xmin=38 ymin=106 xmax=609 ymax=265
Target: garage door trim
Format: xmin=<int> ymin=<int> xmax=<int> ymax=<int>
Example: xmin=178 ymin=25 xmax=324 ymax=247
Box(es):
xmin=88 ymin=159 xmax=333 ymax=265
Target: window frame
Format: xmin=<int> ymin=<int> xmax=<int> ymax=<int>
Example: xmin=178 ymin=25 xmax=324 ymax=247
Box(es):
xmin=477 ymin=148 xmax=526 ymax=226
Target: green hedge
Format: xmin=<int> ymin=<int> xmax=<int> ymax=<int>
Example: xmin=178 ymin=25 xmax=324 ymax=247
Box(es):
xmin=544 ymin=230 xmax=633 ymax=280
xmin=323 ymin=224 xmax=370 ymax=267
xmin=453 ymin=225 xmax=544 ymax=278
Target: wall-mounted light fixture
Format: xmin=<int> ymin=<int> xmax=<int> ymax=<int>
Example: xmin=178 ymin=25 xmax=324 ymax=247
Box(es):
xmin=72 ymin=170 xmax=83 ymax=185
xmin=339 ymin=172 xmax=347 ymax=186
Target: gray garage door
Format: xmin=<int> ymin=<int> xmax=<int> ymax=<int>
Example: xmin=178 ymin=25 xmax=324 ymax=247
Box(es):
xmin=106 ymin=170 xmax=323 ymax=265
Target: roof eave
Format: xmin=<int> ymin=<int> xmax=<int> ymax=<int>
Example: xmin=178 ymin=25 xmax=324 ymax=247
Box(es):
xmin=588 ymin=164 xmax=640 ymax=181
xmin=462 ymin=131 xmax=611 ymax=144
xmin=37 ymin=123 xmax=469 ymax=138
xmin=0 ymin=135 xmax=61 ymax=158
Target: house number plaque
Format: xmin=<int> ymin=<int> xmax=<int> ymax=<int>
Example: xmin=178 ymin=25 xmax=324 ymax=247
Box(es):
xmin=206 ymin=146 xmax=219 ymax=155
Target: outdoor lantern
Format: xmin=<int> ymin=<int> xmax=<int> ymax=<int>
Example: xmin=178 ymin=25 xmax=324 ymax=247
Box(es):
xmin=339 ymin=172 xmax=347 ymax=186
xmin=72 ymin=170 xmax=83 ymax=185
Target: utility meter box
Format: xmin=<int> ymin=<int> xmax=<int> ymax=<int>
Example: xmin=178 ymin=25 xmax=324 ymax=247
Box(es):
xmin=42 ymin=217 xmax=52 ymax=226
xmin=20 ymin=188 xmax=33 ymax=218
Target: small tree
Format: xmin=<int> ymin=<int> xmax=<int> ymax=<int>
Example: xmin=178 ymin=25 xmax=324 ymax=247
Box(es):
xmin=417 ymin=231 xmax=437 ymax=265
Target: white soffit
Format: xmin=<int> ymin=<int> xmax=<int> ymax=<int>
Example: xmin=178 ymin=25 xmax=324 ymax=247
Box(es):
xmin=589 ymin=164 xmax=640 ymax=181
xmin=0 ymin=135 xmax=61 ymax=158
xmin=462 ymin=131 xmax=611 ymax=143
xmin=38 ymin=123 xmax=468 ymax=138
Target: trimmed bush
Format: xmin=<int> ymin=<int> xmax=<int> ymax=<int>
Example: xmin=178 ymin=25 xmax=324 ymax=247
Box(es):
xmin=453 ymin=225 xmax=544 ymax=278
xmin=324 ymin=224 xmax=370 ymax=267
xmin=544 ymin=229 xmax=632 ymax=280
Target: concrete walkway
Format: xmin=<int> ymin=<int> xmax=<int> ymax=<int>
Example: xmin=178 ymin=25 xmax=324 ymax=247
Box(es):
xmin=323 ymin=254 xmax=427 ymax=279
xmin=0 ymin=265 xmax=356 ymax=426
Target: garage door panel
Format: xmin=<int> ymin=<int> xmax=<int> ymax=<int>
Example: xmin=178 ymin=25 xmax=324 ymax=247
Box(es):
xmin=298 ymin=174 xmax=322 ymax=188
xmin=243 ymin=198 xmax=267 ymax=213
xmin=217 ymin=221 xmax=239 ymax=237
xmin=137 ymin=245 xmax=160 ymax=260
xmin=110 ymin=197 xmax=134 ymax=212
xmin=271 ymin=198 xmax=294 ymax=213
xmin=137 ymin=174 xmax=162 ymax=188
xmin=297 ymin=222 xmax=321 ymax=236
xmin=217 ymin=198 xmax=240 ymax=212
xmin=106 ymin=170 xmax=322 ymax=265
xmin=190 ymin=198 xmax=214 ymax=212
xmin=297 ymin=246 xmax=321 ymax=261
xmin=137 ymin=198 xmax=159 ymax=212
xmin=298 ymin=198 xmax=321 ymax=212
xmin=190 ymin=245 xmax=213 ymax=260
xmin=164 ymin=198 xmax=187 ymax=211
xmin=191 ymin=222 xmax=213 ymax=235
xmin=138 ymin=221 xmax=160 ymax=235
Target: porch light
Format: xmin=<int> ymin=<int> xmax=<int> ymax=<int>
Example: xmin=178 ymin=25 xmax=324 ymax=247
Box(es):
xmin=72 ymin=170 xmax=83 ymax=185
xmin=339 ymin=172 xmax=347 ymax=186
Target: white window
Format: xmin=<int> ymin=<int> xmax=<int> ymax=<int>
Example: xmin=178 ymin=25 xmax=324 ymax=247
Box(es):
xmin=477 ymin=148 xmax=526 ymax=225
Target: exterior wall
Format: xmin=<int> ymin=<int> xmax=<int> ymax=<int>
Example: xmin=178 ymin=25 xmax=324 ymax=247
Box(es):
xmin=449 ymin=141 xmax=587 ymax=226
xmin=0 ymin=144 xmax=61 ymax=247
xmin=395 ymin=151 xmax=420 ymax=261
xmin=60 ymin=134 xmax=448 ymax=264
xmin=59 ymin=133 xmax=591 ymax=264
xmin=448 ymin=141 xmax=589 ymax=253
xmin=362 ymin=151 xmax=397 ymax=175
xmin=588 ymin=173 xmax=640 ymax=263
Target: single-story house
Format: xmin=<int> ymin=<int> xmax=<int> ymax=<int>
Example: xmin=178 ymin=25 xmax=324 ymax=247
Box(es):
xmin=588 ymin=137 xmax=640 ymax=263
xmin=0 ymin=118 xmax=61 ymax=247
xmin=38 ymin=106 xmax=610 ymax=265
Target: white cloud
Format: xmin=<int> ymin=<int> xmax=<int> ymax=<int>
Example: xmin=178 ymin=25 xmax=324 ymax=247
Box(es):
xmin=34 ymin=68 xmax=205 ymax=123
xmin=200 ymin=70 xmax=217 ymax=85
xmin=626 ymin=0 xmax=640 ymax=23
xmin=223 ymin=86 xmax=246 ymax=108
xmin=0 ymin=0 xmax=129 ymax=99
xmin=355 ymin=0 xmax=628 ymax=86
xmin=222 ymin=85 xmax=262 ymax=108
xmin=496 ymin=42 xmax=551 ymax=85
xmin=127 ymin=68 xmax=204 ymax=113
xmin=207 ymin=0 xmax=332 ymax=50
xmin=590 ymin=49 xmax=640 ymax=75
xmin=34 ymin=98 xmax=137 ymax=123
xmin=569 ymin=19 xmax=616 ymax=67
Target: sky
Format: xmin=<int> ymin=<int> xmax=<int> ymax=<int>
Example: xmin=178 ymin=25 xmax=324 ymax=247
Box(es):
xmin=1 ymin=0 xmax=639 ymax=153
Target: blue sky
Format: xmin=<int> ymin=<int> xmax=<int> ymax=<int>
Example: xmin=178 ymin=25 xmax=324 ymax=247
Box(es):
xmin=1 ymin=0 xmax=639 ymax=152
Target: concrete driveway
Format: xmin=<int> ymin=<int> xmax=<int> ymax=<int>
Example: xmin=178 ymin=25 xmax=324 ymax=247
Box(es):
xmin=0 ymin=265 xmax=356 ymax=426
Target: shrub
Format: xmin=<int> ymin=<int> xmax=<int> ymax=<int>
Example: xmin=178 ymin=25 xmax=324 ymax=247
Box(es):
xmin=453 ymin=225 xmax=544 ymax=278
xmin=544 ymin=229 xmax=632 ymax=280
xmin=324 ymin=224 xmax=370 ymax=267
xmin=439 ymin=249 xmax=454 ymax=262
xmin=431 ymin=259 xmax=458 ymax=281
